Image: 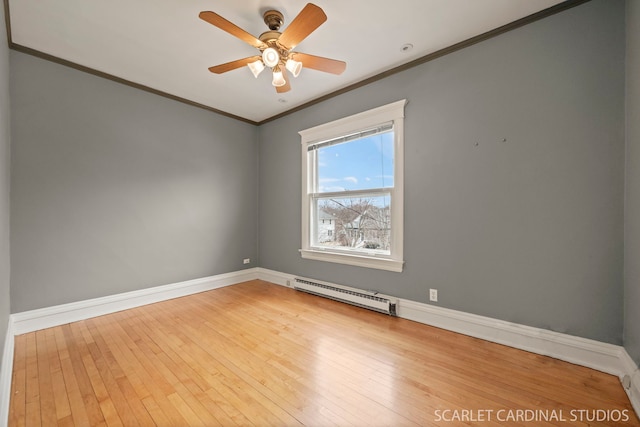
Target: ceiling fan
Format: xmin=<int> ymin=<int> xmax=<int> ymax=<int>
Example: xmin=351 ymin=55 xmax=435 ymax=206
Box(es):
xmin=199 ymin=3 xmax=346 ymax=93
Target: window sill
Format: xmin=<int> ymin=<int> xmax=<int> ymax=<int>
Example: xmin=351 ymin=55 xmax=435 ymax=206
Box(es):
xmin=299 ymin=249 xmax=404 ymax=272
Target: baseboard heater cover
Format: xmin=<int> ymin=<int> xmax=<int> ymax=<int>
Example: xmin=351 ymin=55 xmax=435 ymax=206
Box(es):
xmin=294 ymin=278 xmax=397 ymax=316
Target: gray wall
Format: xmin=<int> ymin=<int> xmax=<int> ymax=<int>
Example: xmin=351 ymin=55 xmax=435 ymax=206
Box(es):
xmin=259 ymin=0 xmax=626 ymax=344
xmin=625 ymin=0 xmax=640 ymax=365
xmin=0 ymin=5 xmax=11 ymax=357
xmin=4 ymin=0 xmax=631 ymax=351
xmin=10 ymin=52 xmax=258 ymax=312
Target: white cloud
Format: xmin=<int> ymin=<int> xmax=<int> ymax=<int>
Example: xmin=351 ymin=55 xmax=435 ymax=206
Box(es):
xmin=343 ymin=176 xmax=358 ymax=184
xmin=320 ymin=186 xmax=346 ymax=192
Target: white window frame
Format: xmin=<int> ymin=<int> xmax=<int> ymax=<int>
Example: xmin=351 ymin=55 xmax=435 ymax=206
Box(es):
xmin=299 ymin=99 xmax=406 ymax=272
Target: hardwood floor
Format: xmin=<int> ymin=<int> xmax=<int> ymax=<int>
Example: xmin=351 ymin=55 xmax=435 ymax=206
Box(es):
xmin=8 ymin=280 xmax=639 ymax=426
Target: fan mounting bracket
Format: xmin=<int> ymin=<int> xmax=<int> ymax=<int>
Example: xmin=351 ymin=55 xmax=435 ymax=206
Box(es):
xmin=263 ymin=10 xmax=284 ymax=31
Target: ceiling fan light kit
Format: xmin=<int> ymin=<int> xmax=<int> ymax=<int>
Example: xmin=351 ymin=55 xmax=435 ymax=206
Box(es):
xmin=199 ymin=3 xmax=346 ymax=93
xmin=286 ymin=58 xmax=303 ymax=78
xmin=271 ymin=67 xmax=287 ymax=87
xmin=248 ymin=59 xmax=265 ymax=78
xmin=261 ymin=47 xmax=280 ymax=68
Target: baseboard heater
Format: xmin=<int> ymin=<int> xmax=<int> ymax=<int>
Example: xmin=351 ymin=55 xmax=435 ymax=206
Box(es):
xmin=294 ymin=278 xmax=397 ymax=316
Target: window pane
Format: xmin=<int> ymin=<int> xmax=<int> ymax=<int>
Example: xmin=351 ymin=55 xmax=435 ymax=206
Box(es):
xmin=316 ymin=130 xmax=394 ymax=193
xmin=314 ymin=194 xmax=391 ymax=254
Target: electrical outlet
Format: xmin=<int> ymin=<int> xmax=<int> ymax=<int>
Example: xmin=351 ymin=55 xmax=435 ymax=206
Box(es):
xmin=243 ymin=258 xmax=251 ymax=265
xmin=429 ymin=289 xmax=438 ymax=302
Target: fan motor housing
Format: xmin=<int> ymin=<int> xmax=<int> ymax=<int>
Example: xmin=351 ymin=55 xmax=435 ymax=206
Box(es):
xmin=259 ymin=30 xmax=282 ymax=44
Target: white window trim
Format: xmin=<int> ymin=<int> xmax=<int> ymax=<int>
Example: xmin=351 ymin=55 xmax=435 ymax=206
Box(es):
xmin=299 ymin=99 xmax=407 ymax=273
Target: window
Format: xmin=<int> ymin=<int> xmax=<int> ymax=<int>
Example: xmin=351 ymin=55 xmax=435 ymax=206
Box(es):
xmin=299 ymin=100 xmax=406 ymax=272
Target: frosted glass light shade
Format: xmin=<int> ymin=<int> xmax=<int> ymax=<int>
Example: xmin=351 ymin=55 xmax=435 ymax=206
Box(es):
xmin=247 ymin=60 xmax=265 ymax=78
xmin=262 ymin=48 xmax=280 ymax=67
xmin=285 ymin=59 xmax=302 ymax=77
xmin=272 ymin=69 xmax=286 ymax=87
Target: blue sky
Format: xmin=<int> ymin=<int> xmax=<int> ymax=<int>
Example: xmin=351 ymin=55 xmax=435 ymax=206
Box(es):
xmin=317 ymin=131 xmax=394 ymax=193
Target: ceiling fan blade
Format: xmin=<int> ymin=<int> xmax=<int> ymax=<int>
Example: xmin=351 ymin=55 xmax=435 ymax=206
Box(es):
xmin=276 ymin=74 xmax=291 ymax=93
xmin=277 ymin=3 xmax=327 ymax=51
xmin=208 ymin=56 xmax=262 ymax=74
xmin=199 ymin=11 xmax=267 ymax=49
xmin=292 ymin=53 xmax=346 ymax=75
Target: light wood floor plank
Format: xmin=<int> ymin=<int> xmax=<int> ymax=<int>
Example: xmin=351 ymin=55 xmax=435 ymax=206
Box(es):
xmin=91 ymin=316 xmax=188 ymax=426
xmin=35 ymin=330 xmax=56 ymax=427
xmin=149 ymin=300 xmax=308 ymax=425
xmin=9 ymin=280 xmax=640 ymax=426
xmin=123 ymin=310 xmax=238 ymax=426
xmin=133 ymin=304 xmax=255 ymax=426
xmin=185 ymin=292 xmax=416 ymax=426
xmin=24 ymin=333 xmax=41 ymax=427
xmin=9 ymin=334 xmax=27 ymax=427
xmin=45 ymin=328 xmax=72 ymax=424
xmin=117 ymin=314 xmax=223 ymax=427
xmin=61 ymin=324 xmax=106 ymax=426
xmin=84 ymin=318 xmax=156 ymax=427
xmin=178 ymin=298 xmax=356 ymax=426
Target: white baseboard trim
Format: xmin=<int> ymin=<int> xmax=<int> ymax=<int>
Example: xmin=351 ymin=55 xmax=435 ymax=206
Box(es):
xmin=1 ymin=318 xmax=14 ymax=427
xmin=620 ymin=349 xmax=640 ymax=416
xmin=257 ymin=267 xmax=640 ymax=416
xmin=11 ymin=268 xmax=259 ymax=335
xmin=631 ymin=369 xmax=640 ymax=417
xmin=398 ymin=297 xmax=626 ymax=376
xmin=255 ymin=267 xmax=296 ymax=288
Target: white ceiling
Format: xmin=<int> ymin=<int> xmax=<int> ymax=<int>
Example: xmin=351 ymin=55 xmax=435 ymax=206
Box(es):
xmin=7 ymin=0 xmax=564 ymax=123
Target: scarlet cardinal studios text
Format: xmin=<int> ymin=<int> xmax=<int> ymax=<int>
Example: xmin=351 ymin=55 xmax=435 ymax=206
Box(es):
xmin=433 ymin=408 xmax=630 ymax=423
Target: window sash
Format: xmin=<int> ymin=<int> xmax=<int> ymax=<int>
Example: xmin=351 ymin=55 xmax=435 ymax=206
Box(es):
xmin=309 ymin=187 xmax=392 ymax=199
xmin=310 ymin=190 xmax=393 ymax=257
